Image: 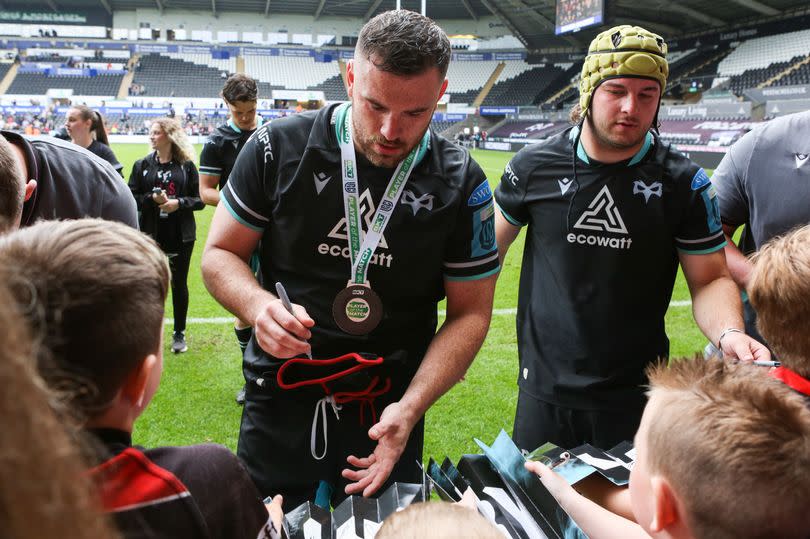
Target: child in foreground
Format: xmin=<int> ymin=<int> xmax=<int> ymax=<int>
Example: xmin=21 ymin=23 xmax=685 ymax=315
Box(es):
xmin=525 ymin=358 xmax=810 ymax=539
xmin=0 ymin=219 xmax=282 ymax=539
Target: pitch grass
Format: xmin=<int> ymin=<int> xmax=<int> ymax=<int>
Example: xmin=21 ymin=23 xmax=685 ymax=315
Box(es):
xmin=112 ymin=144 xmax=707 ymax=460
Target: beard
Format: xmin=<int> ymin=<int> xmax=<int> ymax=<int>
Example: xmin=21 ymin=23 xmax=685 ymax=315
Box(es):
xmin=351 ymin=116 xmax=425 ymax=169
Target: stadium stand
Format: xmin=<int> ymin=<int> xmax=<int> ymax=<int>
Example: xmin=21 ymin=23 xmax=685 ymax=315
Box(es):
xmin=727 ymin=56 xmax=805 ymax=95
xmin=717 ymin=29 xmax=810 ymax=77
xmin=164 ymin=52 xmax=237 ymax=75
xmin=478 ymin=62 xmax=568 ymax=106
xmin=316 ymin=74 xmax=348 ymax=101
xmin=445 ymin=60 xmax=499 ymax=104
xmin=243 ymin=55 xmax=339 ymax=89
xmin=131 ymin=54 xmax=229 ymax=97
xmin=7 ymin=72 xmax=124 ymax=96
xmin=657 ymin=119 xmax=758 ymax=146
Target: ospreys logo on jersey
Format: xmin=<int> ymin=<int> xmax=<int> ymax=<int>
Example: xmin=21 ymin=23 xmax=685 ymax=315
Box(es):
xmin=317 ymin=188 xmax=393 ymax=268
xmin=568 ymin=185 xmax=633 ymax=250
xmin=632 ymin=180 xmax=662 ymax=203
xmin=401 ymin=189 xmax=434 ymax=215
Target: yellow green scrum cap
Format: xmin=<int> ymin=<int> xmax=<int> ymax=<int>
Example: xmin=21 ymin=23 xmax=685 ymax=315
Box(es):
xmin=579 ymin=25 xmax=668 ymax=116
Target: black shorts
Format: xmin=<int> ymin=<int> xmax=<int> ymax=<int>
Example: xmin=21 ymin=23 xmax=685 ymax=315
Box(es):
xmin=512 ymin=389 xmax=645 ymax=452
xmin=237 ymin=377 xmax=424 ymax=510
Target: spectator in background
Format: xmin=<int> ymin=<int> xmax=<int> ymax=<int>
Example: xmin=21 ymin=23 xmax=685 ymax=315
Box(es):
xmin=65 ymin=105 xmax=123 ymax=176
xmin=128 ymin=118 xmax=203 ymax=355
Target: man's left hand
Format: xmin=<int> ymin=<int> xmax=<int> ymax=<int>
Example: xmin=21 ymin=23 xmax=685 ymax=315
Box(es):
xmin=342 ymin=401 xmax=415 ymax=497
xmin=159 ymin=199 xmax=180 ymax=214
xmin=721 ymin=331 xmax=771 ymax=362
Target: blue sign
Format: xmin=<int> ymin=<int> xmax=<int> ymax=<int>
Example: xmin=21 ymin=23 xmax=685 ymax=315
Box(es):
xmin=480 ymin=106 xmax=517 ymax=116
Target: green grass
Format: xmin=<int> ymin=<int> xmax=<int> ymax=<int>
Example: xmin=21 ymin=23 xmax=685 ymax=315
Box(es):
xmin=111 ymin=143 xmax=708 ymax=460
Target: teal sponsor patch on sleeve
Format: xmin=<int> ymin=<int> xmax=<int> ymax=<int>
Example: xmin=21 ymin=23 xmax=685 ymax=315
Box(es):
xmin=691 ymin=168 xmax=711 ymax=191
xmin=471 ymin=202 xmax=496 ymax=257
xmin=468 ymin=179 xmax=493 ymax=206
xmin=701 ymin=184 xmax=722 ymax=232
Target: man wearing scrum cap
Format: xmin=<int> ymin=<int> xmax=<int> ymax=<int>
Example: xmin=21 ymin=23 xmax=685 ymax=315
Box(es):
xmin=494 ymin=25 xmax=769 ymax=450
xmin=202 ymin=10 xmax=498 ymax=508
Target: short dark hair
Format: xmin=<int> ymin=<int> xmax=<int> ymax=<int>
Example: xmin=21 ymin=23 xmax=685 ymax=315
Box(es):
xmin=0 ymin=134 xmax=25 ymax=231
xmin=0 ymin=219 xmax=169 ymax=416
xmin=357 ymin=10 xmax=451 ymax=78
xmin=221 ymin=73 xmax=258 ymax=103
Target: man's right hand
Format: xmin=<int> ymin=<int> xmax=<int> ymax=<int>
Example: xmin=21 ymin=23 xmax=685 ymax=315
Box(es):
xmin=253 ymin=299 xmax=315 ymax=358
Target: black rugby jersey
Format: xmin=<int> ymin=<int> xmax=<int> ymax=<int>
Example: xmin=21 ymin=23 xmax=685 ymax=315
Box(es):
xmin=495 ymin=126 xmax=725 ymax=409
xmin=199 ymin=119 xmax=256 ymax=190
xmin=222 ymin=104 xmax=499 ymax=376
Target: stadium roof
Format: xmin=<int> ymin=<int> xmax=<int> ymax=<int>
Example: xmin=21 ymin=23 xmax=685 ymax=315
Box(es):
xmin=11 ymin=0 xmax=810 ymax=50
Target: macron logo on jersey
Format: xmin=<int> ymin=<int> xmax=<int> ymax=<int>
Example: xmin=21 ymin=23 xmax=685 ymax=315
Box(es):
xmin=558 ymin=177 xmax=573 ymax=196
xmin=568 ymin=185 xmax=632 ymax=250
xmin=313 ymin=171 xmax=332 ymax=195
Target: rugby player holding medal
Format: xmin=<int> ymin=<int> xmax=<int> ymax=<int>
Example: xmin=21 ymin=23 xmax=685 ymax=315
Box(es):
xmin=203 ymin=11 xmax=499 ymax=509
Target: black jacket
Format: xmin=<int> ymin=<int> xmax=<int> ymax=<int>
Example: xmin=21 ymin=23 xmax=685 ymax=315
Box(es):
xmin=129 ymin=152 xmax=203 ymax=244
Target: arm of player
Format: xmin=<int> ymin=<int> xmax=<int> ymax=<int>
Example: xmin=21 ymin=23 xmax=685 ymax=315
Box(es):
xmin=721 ymin=223 xmax=753 ymax=289
xmin=525 ymin=461 xmax=651 ymax=539
xmin=342 ymin=273 xmax=497 ymax=497
xmin=495 ymin=209 xmax=521 ymax=269
xmin=679 ymin=250 xmax=769 ymax=361
xmin=202 ymin=204 xmax=314 ymax=358
xmin=200 ymin=173 xmax=221 ymax=206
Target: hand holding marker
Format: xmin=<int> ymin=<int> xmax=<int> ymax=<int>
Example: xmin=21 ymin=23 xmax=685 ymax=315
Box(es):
xmin=275 ymin=282 xmax=313 ymax=360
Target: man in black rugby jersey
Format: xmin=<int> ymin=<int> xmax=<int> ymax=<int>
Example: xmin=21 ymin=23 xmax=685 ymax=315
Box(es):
xmin=200 ymin=73 xmax=261 ymax=404
xmin=495 ymin=25 xmax=770 ymax=451
xmin=202 ymin=11 xmax=499 ymax=508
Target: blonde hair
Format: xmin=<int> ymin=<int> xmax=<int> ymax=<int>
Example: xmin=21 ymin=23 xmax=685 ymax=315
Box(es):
xmin=375 ymin=502 xmax=503 ymax=539
xmin=151 ymin=116 xmax=196 ymax=164
xmin=0 ymin=219 xmax=169 ymax=418
xmin=645 ymin=358 xmax=810 ymax=539
xmin=748 ymin=224 xmax=810 ymax=377
xmin=0 ymin=281 xmax=120 ymax=539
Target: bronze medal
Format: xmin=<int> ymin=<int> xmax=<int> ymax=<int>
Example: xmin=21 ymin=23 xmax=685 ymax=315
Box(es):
xmin=332 ymin=284 xmax=383 ymax=335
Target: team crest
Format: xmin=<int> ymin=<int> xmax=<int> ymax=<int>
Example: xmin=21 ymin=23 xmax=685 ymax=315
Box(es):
xmin=632 ymin=180 xmax=662 ymax=203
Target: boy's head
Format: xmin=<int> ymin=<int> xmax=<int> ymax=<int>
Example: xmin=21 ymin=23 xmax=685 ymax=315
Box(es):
xmin=631 ymin=358 xmax=810 ymax=539
xmin=375 ymin=501 xmax=502 ymax=539
xmin=221 ymin=73 xmax=258 ymax=131
xmin=0 ymin=219 xmax=169 ymax=419
xmin=748 ymin=224 xmax=810 ymax=377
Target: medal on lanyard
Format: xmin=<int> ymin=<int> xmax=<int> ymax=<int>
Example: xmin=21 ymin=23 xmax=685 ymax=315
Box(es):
xmin=331 ymin=103 xmax=428 ymax=335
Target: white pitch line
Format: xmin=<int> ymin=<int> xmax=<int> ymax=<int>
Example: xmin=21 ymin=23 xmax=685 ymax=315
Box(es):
xmin=165 ymin=300 xmax=693 ymax=325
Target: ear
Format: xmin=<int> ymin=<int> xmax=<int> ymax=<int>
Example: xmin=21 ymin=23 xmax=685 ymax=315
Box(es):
xmin=120 ymin=354 xmax=159 ymax=409
xmin=649 ymin=475 xmax=679 ymax=533
xmin=346 ymin=59 xmax=355 ymax=99
xmin=23 ymin=179 xmax=36 ymax=201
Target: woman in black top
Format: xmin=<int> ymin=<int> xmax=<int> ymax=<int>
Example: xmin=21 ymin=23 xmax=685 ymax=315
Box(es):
xmin=129 ymin=117 xmax=203 ymax=354
xmin=65 ymin=105 xmax=124 ymax=176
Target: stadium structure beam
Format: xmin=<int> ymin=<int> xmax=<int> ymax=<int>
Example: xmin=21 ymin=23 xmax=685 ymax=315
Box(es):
xmin=154 ymin=0 xmax=164 ymax=15
xmin=212 ymin=0 xmax=218 ymax=18
xmin=99 ymin=0 xmax=112 ymax=15
xmin=506 ymin=0 xmax=581 ymax=48
xmin=620 ymin=18 xmax=679 ymax=37
xmin=314 ymin=0 xmax=327 ymax=20
xmin=666 ymin=3 xmax=725 ymax=26
xmin=727 ymin=0 xmax=779 ymax=16
xmin=264 ymin=0 xmax=270 ymax=17
xmin=45 ymin=0 xmax=58 ymax=11
xmin=364 ymin=0 xmax=384 ymax=21
xmin=461 ymin=0 xmax=478 ymax=21
xmin=480 ymin=0 xmax=529 ymax=48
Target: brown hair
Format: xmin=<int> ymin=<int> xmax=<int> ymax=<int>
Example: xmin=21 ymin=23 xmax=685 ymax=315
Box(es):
xmin=0 ymin=280 xmax=120 ymax=539
xmin=70 ymin=105 xmax=110 ymax=146
xmin=748 ymin=224 xmax=810 ymax=377
xmin=0 ymin=219 xmax=169 ymax=417
xmin=0 ymin=134 xmax=25 ymax=230
xmin=375 ymin=501 xmax=503 ymax=539
xmin=645 ymin=358 xmax=810 ymax=539
xmin=150 ymin=116 xmax=196 ymax=164
xmin=357 ymin=10 xmax=451 ymax=78
xmin=221 ymin=73 xmax=258 ymax=103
